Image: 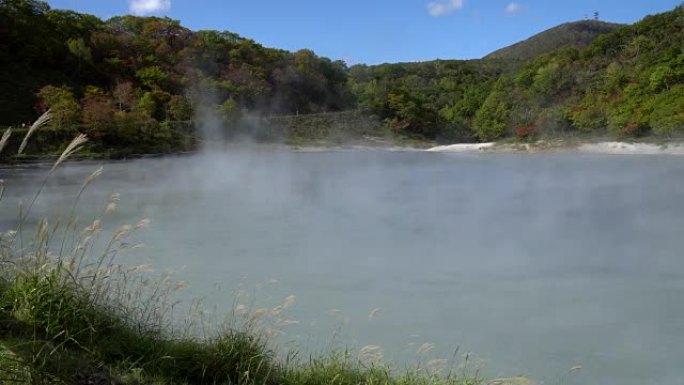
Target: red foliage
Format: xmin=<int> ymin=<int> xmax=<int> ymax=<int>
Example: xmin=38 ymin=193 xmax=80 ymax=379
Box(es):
xmin=82 ymin=94 xmax=114 ymax=137
xmin=515 ymin=125 xmax=538 ymax=138
xmin=623 ymin=122 xmax=647 ymax=136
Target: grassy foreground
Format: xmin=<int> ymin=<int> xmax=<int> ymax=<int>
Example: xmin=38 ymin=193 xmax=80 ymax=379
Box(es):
xmin=0 ymin=115 xmax=484 ymax=385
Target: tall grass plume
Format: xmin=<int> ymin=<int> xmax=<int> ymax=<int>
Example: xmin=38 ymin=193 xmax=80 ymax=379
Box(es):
xmin=17 ymin=109 xmax=52 ymax=155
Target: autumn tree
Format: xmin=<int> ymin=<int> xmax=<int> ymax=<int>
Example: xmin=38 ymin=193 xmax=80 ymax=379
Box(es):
xmin=36 ymin=85 xmax=81 ymax=128
xmin=112 ymin=81 xmax=137 ymax=112
xmin=82 ymin=86 xmax=114 ymax=135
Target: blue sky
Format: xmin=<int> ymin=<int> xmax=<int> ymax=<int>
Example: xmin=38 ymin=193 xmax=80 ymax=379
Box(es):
xmin=45 ymin=0 xmax=682 ymax=64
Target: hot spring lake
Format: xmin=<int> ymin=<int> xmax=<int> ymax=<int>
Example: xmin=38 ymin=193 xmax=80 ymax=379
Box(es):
xmin=2 ymin=150 xmax=683 ymax=385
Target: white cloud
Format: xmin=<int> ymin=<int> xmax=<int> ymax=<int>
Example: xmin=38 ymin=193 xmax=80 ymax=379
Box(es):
xmin=427 ymin=0 xmax=464 ymax=17
xmin=129 ymin=0 xmax=171 ymax=15
xmin=504 ymin=2 xmax=522 ymax=16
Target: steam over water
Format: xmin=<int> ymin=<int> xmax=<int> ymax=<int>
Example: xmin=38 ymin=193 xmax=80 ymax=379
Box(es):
xmin=2 ymin=150 xmax=684 ymax=385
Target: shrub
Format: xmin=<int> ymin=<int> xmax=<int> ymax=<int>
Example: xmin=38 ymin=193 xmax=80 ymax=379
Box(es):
xmin=649 ymin=85 xmax=684 ymax=136
xmin=515 ymin=125 xmax=538 ymax=138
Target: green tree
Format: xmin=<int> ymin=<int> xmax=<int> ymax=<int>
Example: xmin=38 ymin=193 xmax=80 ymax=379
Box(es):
xmin=567 ymin=93 xmax=609 ymax=133
xmin=137 ymin=92 xmax=157 ymax=119
xmin=474 ymin=88 xmax=511 ymax=141
xmin=648 ymin=65 xmax=677 ymax=92
xmin=386 ymin=88 xmax=436 ymax=136
xmin=603 ymin=62 xmax=628 ymax=92
xmin=67 ymin=37 xmax=92 ymax=75
xmin=137 ymin=89 xmax=171 ymax=121
xmin=649 ymin=85 xmax=684 ymax=136
xmin=532 ymin=60 xmax=570 ymax=96
xmin=606 ymin=85 xmax=652 ymax=136
xmin=168 ymin=95 xmax=193 ymax=121
xmin=135 ymin=66 xmax=168 ymax=89
xmin=218 ymin=98 xmax=241 ymax=122
xmin=36 ymin=85 xmax=81 ymax=128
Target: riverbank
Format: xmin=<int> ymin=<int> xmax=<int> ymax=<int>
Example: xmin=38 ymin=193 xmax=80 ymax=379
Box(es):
xmin=4 ymin=124 xmax=684 ymax=167
xmin=4 ymin=108 xmax=684 ymax=163
xmin=5 ymin=140 xmax=684 ymax=167
xmin=425 ymin=140 xmax=684 ymax=155
xmin=287 ymin=138 xmax=684 ymax=155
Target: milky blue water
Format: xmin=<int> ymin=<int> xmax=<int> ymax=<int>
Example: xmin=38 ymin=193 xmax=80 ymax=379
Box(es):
xmin=2 ymin=150 xmax=683 ymax=385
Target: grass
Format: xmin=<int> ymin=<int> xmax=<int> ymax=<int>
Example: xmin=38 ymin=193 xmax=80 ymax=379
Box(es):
xmin=0 ymin=338 xmax=33 ymax=385
xmin=0 ymin=119 xmax=487 ymax=385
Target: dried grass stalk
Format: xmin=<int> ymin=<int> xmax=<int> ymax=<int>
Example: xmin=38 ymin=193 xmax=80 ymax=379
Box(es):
xmin=22 ymin=134 xmax=89 ymax=221
xmin=51 ymin=134 xmax=88 ymax=172
xmin=0 ymin=128 xmax=11 ymax=155
xmin=18 ymin=109 xmax=53 ymax=155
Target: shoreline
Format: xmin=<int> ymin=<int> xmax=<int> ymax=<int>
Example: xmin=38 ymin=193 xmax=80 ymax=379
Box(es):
xmin=3 ymin=140 xmax=684 ymax=167
xmin=290 ymin=140 xmax=684 ymax=156
xmin=425 ymin=141 xmax=684 ymax=155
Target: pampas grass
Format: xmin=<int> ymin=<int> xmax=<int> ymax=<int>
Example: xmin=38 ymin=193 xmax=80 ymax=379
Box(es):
xmin=0 ymin=128 xmax=11 ymax=155
xmin=17 ymin=109 xmax=52 ymax=155
xmin=50 ymin=133 xmax=88 ymax=173
xmin=21 ymin=134 xmax=89 ymax=225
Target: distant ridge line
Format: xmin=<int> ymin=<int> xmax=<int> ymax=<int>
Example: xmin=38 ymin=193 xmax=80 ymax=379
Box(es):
xmin=484 ymin=20 xmax=624 ymax=61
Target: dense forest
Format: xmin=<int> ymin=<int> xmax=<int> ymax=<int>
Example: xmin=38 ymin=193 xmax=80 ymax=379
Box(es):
xmin=470 ymin=6 xmax=684 ymax=141
xmin=349 ymin=6 xmax=684 ymax=142
xmin=0 ymin=0 xmax=352 ymax=153
xmin=1 ymin=0 xmax=683 ymax=156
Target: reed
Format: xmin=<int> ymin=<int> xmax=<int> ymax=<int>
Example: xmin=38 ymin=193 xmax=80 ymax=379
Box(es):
xmin=0 ymin=128 xmax=11 ymax=155
xmin=17 ymin=110 xmax=52 ymax=156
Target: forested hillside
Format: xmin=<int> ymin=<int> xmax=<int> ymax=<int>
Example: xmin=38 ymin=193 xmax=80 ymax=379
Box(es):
xmin=348 ymin=60 xmax=505 ymax=142
xmin=1 ymin=0 xmax=683 ymax=154
xmin=474 ymin=5 xmax=684 ymax=140
xmin=353 ymin=5 xmax=684 ymax=142
xmin=0 ymin=0 xmax=352 ymax=129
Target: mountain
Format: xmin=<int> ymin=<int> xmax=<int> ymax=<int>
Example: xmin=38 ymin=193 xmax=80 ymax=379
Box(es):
xmin=351 ymin=5 xmax=684 ymax=142
xmin=473 ymin=6 xmax=684 ymax=140
xmin=484 ymin=20 xmax=623 ymax=61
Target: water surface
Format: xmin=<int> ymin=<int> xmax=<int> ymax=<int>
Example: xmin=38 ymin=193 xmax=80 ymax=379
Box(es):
xmin=2 ymin=150 xmax=683 ymax=385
